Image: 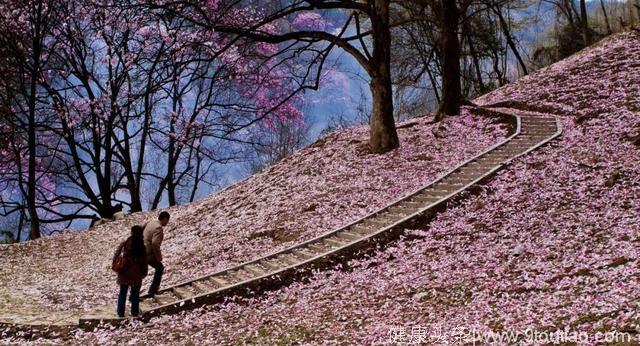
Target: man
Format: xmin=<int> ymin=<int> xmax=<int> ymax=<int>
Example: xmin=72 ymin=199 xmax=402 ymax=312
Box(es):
xmin=141 ymin=211 xmax=170 ymax=298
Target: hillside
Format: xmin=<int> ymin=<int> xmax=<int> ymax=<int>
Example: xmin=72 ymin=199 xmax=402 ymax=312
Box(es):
xmin=0 ymin=110 xmax=505 ymax=327
xmin=2 ymin=29 xmax=639 ymax=345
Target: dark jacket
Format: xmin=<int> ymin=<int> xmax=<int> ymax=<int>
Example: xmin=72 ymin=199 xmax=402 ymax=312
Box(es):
xmin=113 ymin=237 xmax=148 ymax=286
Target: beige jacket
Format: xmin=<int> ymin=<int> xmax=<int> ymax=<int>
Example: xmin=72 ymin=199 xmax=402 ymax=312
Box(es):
xmin=143 ymin=220 xmax=164 ymax=263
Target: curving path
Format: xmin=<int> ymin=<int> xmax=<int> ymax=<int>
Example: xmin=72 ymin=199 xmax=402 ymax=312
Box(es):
xmin=4 ymin=108 xmax=563 ymax=335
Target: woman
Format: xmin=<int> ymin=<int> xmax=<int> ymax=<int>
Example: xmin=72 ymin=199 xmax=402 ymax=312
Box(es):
xmin=113 ymin=225 xmax=148 ymax=317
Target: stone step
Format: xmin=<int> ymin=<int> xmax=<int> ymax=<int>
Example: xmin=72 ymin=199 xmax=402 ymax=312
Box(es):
xmin=335 ymin=230 xmax=362 ymax=242
xmin=411 ymin=194 xmax=442 ymax=204
xmin=521 ymin=131 xmax=554 ymax=136
xmin=381 ymin=210 xmax=410 ymax=219
xmin=153 ymin=292 xmax=178 ymax=306
xmin=495 ymin=144 xmax=531 ymax=151
xmin=471 ymin=159 xmax=503 ymax=166
xmin=278 ymin=254 xmax=302 ymax=266
xmin=292 ymin=248 xmax=316 ymax=260
xmin=522 ymin=126 xmax=555 ymax=130
xmin=520 ymin=123 xmax=555 ymax=128
xmin=260 ymin=259 xmax=283 ymax=271
xmin=191 ymin=280 xmax=216 ymax=293
xmin=244 ymin=264 xmax=267 ymax=276
xmin=322 ymin=236 xmax=348 ymax=248
xmin=227 ymin=270 xmax=252 ymax=282
xmin=521 ymin=120 xmax=556 ymax=125
xmin=447 ymin=171 xmax=485 ymax=180
xmin=518 ymin=134 xmax=551 ymax=141
xmin=387 ymin=205 xmax=416 ymax=215
xmin=482 ymin=152 xmax=519 ymax=160
xmin=173 ymin=286 xmax=195 ymax=300
xmin=209 ymin=275 xmax=231 ymax=287
xmin=362 ymin=218 xmax=391 ymax=228
xmin=351 ymin=224 xmax=378 ymax=234
xmin=425 ymin=187 xmax=450 ymax=194
xmin=139 ymin=299 xmax=156 ymax=311
xmin=306 ymin=241 xmax=330 ymax=252
xmin=432 ymin=183 xmax=464 ymax=191
xmin=456 ymin=168 xmax=491 ymax=177
xmin=400 ymin=201 xmax=424 ymax=209
xmin=466 ymin=160 xmax=500 ymax=166
xmin=521 ymin=118 xmax=556 ymax=124
xmin=518 ymin=134 xmax=553 ymax=139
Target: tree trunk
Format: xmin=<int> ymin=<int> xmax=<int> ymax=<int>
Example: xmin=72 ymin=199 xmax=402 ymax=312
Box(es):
xmin=437 ymin=0 xmax=462 ymax=120
xmin=16 ymin=210 xmax=24 ymax=243
xmin=368 ymin=0 xmax=399 ymax=153
xmin=599 ymin=0 xmax=612 ymax=35
xmin=463 ymin=21 xmax=485 ymax=93
xmin=580 ymin=0 xmax=592 ymax=45
xmin=27 ymin=3 xmax=42 ymax=240
xmin=494 ymin=6 xmax=529 ymax=76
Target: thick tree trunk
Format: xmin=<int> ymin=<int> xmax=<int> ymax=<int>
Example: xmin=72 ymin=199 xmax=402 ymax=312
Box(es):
xmin=437 ymin=0 xmax=462 ymax=120
xmin=368 ymin=0 xmax=399 ymax=153
xmin=580 ymin=0 xmax=592 ymax=45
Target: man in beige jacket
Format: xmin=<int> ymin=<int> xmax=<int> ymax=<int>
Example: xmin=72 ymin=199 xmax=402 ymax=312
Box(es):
xmin=141 ymin=211 xmax=170 ymax=298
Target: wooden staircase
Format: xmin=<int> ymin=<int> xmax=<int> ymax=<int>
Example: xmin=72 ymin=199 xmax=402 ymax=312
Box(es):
xmin=78 ymin=109 xmax=562 ymax=328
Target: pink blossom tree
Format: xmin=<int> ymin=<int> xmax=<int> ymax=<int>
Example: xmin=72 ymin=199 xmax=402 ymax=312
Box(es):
xmin=150 ymin=0 xmax=400 ymax=153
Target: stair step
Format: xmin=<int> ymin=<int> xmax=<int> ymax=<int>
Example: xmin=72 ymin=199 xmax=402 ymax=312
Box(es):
xmin=322 ymin=236 xmax=347 ymax=248
xmin=401 ymin=201 xmax=424 ymax=209
xmin=519 ymin=134 xmax=550 ymax=140
xmin=173 ymin=286 xmax=195 ymax=300
xmin=139 ymin=299 xmax=155 ymax=311
xmin=495 ymin=146 xmax=528 ymax=151
xmin=307 ymin=242 xmax=331 ymax=254
xmin=278 ymin=254 xmax=301 ymax=266
xmin=521 ymin=122 xmax=555 ymax=127
xmin=210 ymin=275 xmax=231 ymax=287
xmin=448 ymin=172 xmax=484 ymax=180
xmin=258 ymin=259 xmax=280 ymax=271
xmin=432 ymin=183 xmax=464 ymax=191
xmin=153 ymin=292 xmax=177 ymax=306
xmin=292 ymin=248 xmax=316 ymax=259
xmin=521 ymin=119 xmax=555 ymax=124
xmin=471 ymin=159 xmax=502 ymax=166
xmin=387 ymin=206 xmax=416 ymax=215
xmin=335 ymin=231 xmax=362 ymax=241
xmin=381 ymin=210 xmax=409 ymax=219
xmin=235 ymin=269 xmax=255 ymax=280
xmin=467 ymin=161 xmax=500 ymax=168
xmin=243 ymin=264 xmax=267 ymax=276
xmin=351 ymin=224 xmax=378 ymax=234
xmin=362 ymin=219 xmax=390 ymax=228
xmin=191 ymin=280 xmax=216 ymax=293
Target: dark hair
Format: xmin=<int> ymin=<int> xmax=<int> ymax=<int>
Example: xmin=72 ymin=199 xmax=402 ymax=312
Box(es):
xmin=158 ymin=211 xmax=170 ymax=221
xmin=129 ymin=225 xmax=145 ymax=258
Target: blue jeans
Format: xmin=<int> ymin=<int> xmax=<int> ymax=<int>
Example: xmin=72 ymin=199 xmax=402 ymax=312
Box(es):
xmin=117 ymin=284 xmax=141 ymax=317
